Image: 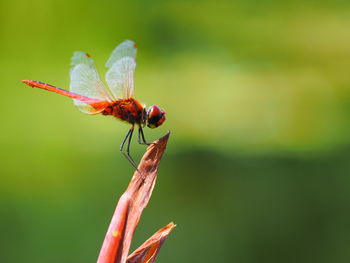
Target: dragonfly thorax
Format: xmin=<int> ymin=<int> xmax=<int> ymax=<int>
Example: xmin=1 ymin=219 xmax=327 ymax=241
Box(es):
xmin=102 ymin=98 xmax=147 ymax=125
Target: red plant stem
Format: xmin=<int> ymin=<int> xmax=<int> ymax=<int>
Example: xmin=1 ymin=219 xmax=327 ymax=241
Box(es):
xmin=97 ymin=193 xmax=130 ymax=263
xmin=97 ymin=132 xmax=170 ymax=263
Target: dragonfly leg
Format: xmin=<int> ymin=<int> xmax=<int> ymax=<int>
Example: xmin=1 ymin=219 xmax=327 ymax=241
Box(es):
xmin=120 ymin=126 xmax=139 ymax=170
xmin=138 ymin=126 xmax=155 ymax=145
xmin=120 ymin=127 xmax=132 ymax=152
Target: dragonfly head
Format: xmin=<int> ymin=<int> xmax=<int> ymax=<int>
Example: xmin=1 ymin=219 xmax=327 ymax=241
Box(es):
xmin=147 ymin=105 xmax=166 ymax=128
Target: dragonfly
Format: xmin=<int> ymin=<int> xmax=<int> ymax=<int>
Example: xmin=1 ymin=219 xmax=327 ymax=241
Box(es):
xmin=22 ymin=40 xmax=166 ymax=169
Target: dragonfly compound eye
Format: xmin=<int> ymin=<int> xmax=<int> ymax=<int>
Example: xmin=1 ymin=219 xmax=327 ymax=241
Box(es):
xmin=147 ymin=105 xmax=166 ymax=128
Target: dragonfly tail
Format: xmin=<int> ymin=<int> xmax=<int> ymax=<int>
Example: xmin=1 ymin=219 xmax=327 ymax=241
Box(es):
xmin=21 ymin=80 xmax=100 ymax=104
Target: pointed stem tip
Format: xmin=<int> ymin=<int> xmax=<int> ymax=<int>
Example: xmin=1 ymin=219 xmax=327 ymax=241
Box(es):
xmin=97 ymin=132 xmax=171 ymax=263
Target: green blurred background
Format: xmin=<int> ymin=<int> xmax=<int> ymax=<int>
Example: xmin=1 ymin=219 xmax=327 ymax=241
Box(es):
xmin=1 ymin=0 xmax=350 ymax=262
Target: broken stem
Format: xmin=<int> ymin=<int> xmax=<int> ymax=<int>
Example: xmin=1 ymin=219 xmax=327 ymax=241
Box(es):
xmin=97 ymin=132 xmax=173 ymax=263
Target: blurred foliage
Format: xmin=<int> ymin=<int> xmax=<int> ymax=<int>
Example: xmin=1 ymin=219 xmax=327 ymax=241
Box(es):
xmin=1 ymin=0 xmax=350 ymax=262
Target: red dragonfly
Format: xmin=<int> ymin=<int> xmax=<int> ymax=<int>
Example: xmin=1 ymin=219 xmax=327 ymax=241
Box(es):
xmin=22 ymin=40 xmax=166 ymax=168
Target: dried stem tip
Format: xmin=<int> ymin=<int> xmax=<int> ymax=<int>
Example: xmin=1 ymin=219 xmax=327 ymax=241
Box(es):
xmin=97 ymin=132 xmax=172 ymax=263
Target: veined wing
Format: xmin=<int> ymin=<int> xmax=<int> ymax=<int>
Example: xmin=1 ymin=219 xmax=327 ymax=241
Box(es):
xmin=70 ymin=52 xmax=114 ymax=114
xmin=105 ymin=40 xmax=137 ymax=99
xmin=105 ymin=40 xmax=137 ymax=68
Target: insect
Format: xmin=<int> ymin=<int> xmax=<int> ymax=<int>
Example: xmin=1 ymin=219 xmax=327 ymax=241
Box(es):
xmin=22 ymin=40 xmax=166 ymax=169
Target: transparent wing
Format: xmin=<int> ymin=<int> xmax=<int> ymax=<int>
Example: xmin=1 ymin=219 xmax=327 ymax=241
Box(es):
xmin=105 ymin=40 xmax=137 ymax=68
xmin=106 ymin=57 xmax=136 ymax=99
xmin=105 ymin=40 xmax=137 ymax=98
xmin=70 ymin=52 xmax=114 ymax=114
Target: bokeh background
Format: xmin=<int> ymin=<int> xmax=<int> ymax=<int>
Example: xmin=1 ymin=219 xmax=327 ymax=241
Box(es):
xmin=1 ymin=0 xmax=350 ymax=262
